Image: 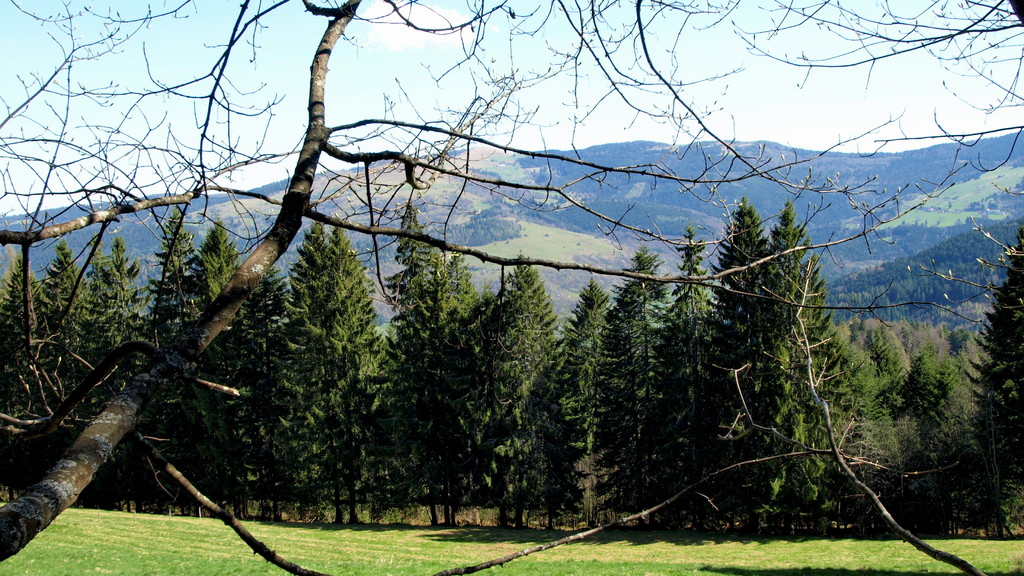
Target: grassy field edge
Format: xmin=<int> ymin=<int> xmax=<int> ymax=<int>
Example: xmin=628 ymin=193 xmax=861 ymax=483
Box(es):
xmin=1 ymin=506 xmax=1021 ymax=576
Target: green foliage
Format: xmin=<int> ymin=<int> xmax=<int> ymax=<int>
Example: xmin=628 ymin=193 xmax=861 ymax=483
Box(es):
xmin=979 ymin=223 xmax=1024 ymax=530
xmin=596 ymin=246 xmax=673 ymax=516
xmin=476 ymin=263 xmax=573 ymax=527
xmin=280 ymin=222 xmax=383 ymax=523
xmin=1 ymin=199 xmax=1016 ymax=536
xmin=386 ymin=205 xmax=481 ymax=525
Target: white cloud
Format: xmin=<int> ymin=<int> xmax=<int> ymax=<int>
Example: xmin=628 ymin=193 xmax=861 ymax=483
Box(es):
xmin=359 ymin=1 xmax=474 ymax=52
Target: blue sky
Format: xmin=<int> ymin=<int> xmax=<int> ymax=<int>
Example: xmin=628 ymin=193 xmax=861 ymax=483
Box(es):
xmin=1 ymin=1 xmax=1020 ymax=197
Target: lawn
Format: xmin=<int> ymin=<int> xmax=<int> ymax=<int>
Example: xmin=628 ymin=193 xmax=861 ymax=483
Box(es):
xmin=2 ymin=507 xmax=1021 ymax=576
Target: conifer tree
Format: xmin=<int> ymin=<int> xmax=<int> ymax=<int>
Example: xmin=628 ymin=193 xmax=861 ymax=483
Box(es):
xmin=709 ymin=200 xmax=838 ymax=530
xmin=658 ymin=227 xmax=716 ymax=522
xmin=866 ymin=326 xmax=910 ymax=420
xmin=596 ymin=246 xmax=671 ymax=517
xmin=192 ymin=222 xmax=238 ymax=305
xmin=979 ymin=224 xmax=1024 ymax=532
xmin=707 ymin=199 xmax=769 ymax=519
xmin=759 ymin=201 xmax=834 ymax=528
xmin=227 ymin=266 xmax=290 ymax=519
xmin=85 ymin=237 xmax=147 ymax=355
xmin=78 ymin=237 xmax=150 ymax=509
xmin=39 ymin=241 xmax=86 ymax=337
xmin=181 ymin=222 xmax=245 ymax=508
xmin=559 ymin=279 xmax=609 ymax=526
xmin=281 ymin=222 xmax=383 ymax=523
xmin=478 ymin=264 xmax=570 ymax=527
xmin=147 ymin=209 xmax=198 ymax=345
xmin=0 ymin=254 xmax=68 ymax=496
xmin=386 ymin=205 xmax=479 ymax=525
xmin=902 ymin=343 xmax=958 ymax=423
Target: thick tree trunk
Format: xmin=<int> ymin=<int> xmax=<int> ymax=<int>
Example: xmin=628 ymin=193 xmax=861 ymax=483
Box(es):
xmin=0 ymin=4 xmax=360 ymax=560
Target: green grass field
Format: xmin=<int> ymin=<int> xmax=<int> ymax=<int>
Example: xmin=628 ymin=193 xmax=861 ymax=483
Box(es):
xmin=2 ymin=507 xmax=1022 ymax=576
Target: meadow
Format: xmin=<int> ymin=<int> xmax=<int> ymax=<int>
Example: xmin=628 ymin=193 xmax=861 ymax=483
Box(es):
xmin=2 ymin=507 xmax=1022 ymax=576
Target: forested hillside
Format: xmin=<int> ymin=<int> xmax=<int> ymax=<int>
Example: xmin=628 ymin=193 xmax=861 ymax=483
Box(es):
xmin=4 ymin=201 xmax=1018 ymax=536
xmin=831 ymin=219 xmax=1024 ymax=326
xmin=9 ymin=134 xmax=1021 ymax=325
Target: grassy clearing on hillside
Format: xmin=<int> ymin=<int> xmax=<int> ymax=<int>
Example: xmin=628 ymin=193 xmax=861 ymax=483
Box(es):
xmin=3 ymin=507 xmax=1022 ymax=576
xmin=477 ymin=221 xmax=626 ymax=262
xmin=891 ymin=166 xmax=1023 ymax=227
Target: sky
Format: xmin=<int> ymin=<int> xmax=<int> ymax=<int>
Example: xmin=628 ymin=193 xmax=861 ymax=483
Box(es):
xmin=1 ymin=0 xmax=1021 ymax=197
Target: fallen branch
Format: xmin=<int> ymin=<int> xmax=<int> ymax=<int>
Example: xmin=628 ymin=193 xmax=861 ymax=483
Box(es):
xmin=431 ymin=450 xmax=821 ymax=576
xmin=133 ymin=433 xmax=333 ymax=576
xmin=793 ymin=270 xmax=988 ymax=576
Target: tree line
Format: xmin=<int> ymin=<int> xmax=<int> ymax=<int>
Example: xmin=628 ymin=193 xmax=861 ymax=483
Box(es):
xmin=1 ymin=200 xmax=1021 ymax=536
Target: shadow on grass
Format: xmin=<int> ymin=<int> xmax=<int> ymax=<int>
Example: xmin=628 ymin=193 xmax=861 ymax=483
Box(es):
xmin=701 ymin=568 xmax=1015 ymax=576
xmin=261 ymin=521 xmax=909 ymax=548
xmin=246 ymin=520 xmax=1000 ymax=554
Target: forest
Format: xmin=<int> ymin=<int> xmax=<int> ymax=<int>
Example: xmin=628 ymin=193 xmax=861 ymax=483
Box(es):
xmin=3 ymin=199 xmax=1020 ymax=538
xmin=4 ymin=2 xmax=1024 ymax=575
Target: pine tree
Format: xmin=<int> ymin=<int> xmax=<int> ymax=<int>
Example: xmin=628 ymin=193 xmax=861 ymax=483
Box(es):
xmin=34 ymin=241 xmax=91 ymax=404
xmin=0 ymin=254 xmax=69 ymax=496
xmin=281 ymin=223 xmax=383 ymax=523
xmin=192 ymin=222 xmax=238 ymax=305
xmin=759 ymin=201 xmax=834 ymax=529
xmin=39 ymin=241 xmax=86 ymax=337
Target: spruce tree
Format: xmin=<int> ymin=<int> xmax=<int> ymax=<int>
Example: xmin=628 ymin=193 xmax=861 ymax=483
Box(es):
xmin=979 ymin=225 xmax=1024 ymax=531
xmin=708 ymin=200 xmax=839 ymax=531
xmin=281 ymin=222 xmax=383 ymax=523
xmin=85 ymin=237 xmax=147 ymax=351
xmin=183 ymin=222 xmax=243 ymax=509
xmin=478 ymin=264 xmax=570 ymax=527
xmin=658 ymin=226 xmax=716 ymax=524
xmin=79 ymin=237 xmax=151 ymax=509
xmin=386 ymin=205 xmax=479 ymax=525
xmin=147 ymin=209 xmax=198 ymax=344
xmin=559 ymin=279 xmax=609 ymax=526
xmin=230 ymin=266 xmax=290 ymax=519
xmin=707 ymin=199 xmax=769 ymax=520
xmin=596 ymin=246 xmax=670 ymax=517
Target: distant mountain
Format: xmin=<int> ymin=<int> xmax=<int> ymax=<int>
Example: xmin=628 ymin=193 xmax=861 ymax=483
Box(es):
xmin=7 ymin=134 xmax=1023 ymax=321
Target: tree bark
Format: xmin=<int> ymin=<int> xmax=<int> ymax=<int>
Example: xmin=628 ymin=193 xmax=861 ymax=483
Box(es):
xmin=0 ymin=3 xmax=361 ymax=560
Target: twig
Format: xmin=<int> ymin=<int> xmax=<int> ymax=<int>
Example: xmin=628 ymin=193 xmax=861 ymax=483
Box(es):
xmin=132 ymin=433 xmax=333 ymax=576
